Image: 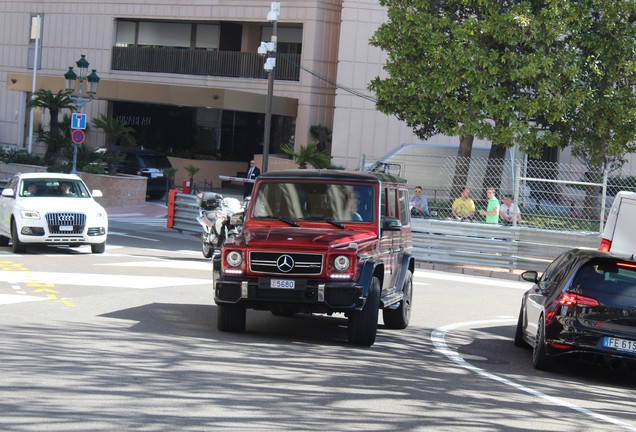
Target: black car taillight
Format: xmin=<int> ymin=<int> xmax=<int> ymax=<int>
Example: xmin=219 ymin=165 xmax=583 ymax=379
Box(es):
xmin=558 ymin=293 xmax=599 ymax=307
xmin=547 ymin=292 xmax=600 ymax=322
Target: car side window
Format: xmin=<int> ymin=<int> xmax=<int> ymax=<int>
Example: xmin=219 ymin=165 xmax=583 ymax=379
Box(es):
xmin=386 ymin=187 xmax=397 ymax=218
xmin=539 ymin=252 xmax=573 ymax=295
xmin=398 ymin=187 xmax=410 ymax=225
xmin=5 ymin=176 xmax=18 ymax=196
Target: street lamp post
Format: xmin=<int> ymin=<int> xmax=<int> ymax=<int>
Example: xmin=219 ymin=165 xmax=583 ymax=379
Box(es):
xmin=64 ymin=54 xmax=100 ymax=174
xmin=259 ymin=2 xmax=280 ymax=174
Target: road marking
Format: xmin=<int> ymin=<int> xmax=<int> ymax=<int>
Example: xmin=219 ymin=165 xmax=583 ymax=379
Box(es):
xmin=0 ymin=294 xmax=48 ymax=305
xmin=96 ymin=260 xmax=211 ymax=271
xmin=431 ymin=319 xmax=636 ymax=431
xmin=108 ymin=231 xmax=160 ymax=242
xmin=0 ymin=271 xmax=208 ymax=289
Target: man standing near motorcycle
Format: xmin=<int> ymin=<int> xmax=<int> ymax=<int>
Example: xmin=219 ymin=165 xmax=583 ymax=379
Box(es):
xmin=243 ymin=160 xmax=260 ymax=198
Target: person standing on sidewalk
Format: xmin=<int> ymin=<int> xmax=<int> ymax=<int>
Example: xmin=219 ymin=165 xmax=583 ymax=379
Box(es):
xmin=479 ymin=187 xmax=500 ymax=224
xmin=243 ymin=160 xmax=260 ymax=198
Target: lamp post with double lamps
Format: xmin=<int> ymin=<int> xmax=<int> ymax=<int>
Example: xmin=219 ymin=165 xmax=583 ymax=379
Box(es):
xmin=258 ymin=2 xmax=280 ymax=174
xmin=64 ymin=54 xmax=100 ymax=174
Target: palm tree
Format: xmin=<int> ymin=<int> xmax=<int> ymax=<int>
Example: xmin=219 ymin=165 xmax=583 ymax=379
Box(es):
xmin=309 ymin=124 xmax=332 ymax=152
xmin=92 ymin=114 xmax=136 ymax=149
xmin=92 ymin=115 xmax=136 ymax=172
xmin=27 ymin=89 xmax=76 ymax=164
xmin=282 ymin=142 xmax=332 ymax=169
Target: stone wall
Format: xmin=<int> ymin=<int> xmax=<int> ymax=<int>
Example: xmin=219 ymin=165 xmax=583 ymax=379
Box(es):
xmin=79 ymin=173 xmax=147 ymax=208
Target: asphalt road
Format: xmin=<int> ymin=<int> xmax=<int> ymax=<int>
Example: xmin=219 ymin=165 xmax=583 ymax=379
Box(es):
xmin=0 ymin=217 xmax=634 ymax=431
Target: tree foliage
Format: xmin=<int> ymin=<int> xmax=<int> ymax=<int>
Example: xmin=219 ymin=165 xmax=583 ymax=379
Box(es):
xmin=28 ymin=89 xmax=76 ymax=164
xmin=92 ymin=114 xmax=137 ymax=172
xmin=369 ymin=0 xmax=636 ymax=175
xmin=282 ymin=142 xmax=332 ymax=169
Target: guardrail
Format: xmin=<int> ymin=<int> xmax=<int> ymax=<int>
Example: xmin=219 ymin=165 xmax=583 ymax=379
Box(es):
xmin=167 ymin=191 xmax=201 ymax=234
xmin=410 ymin=219 xmax=601 ymax=272
xmin=167 ymin=192 xmax=602 ymax=272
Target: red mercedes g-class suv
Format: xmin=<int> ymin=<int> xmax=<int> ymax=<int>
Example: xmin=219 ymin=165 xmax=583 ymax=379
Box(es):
xmin=213 ymin=169 xmax=414 ymax=346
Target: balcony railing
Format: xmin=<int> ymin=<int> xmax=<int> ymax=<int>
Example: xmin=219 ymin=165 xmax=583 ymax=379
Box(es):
xmin=111 ymin=46 xmax=300 ymax=81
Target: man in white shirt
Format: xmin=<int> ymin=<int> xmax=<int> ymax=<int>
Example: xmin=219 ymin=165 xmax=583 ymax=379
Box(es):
xmin=499 ymin=194 xmax=522 ymax=225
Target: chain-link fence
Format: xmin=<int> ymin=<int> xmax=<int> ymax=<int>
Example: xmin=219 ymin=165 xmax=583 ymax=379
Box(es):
xmin=368 ymin=149 xmax=636 ymax=233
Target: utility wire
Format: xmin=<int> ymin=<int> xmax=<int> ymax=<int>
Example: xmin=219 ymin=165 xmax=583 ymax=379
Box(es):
xmin=280 ymin=55 xmax=378 ymax=103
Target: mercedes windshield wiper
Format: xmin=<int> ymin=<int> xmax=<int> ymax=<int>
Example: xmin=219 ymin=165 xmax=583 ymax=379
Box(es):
xmin=273 ymin=216 xmax=300 ymax=227
xmin=300 ymin=217 xmax=346 ymax=229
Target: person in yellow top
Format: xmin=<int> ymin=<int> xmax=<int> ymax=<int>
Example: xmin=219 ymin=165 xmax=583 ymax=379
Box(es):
xmin=451 ymin=187 xmax=475 ymax=221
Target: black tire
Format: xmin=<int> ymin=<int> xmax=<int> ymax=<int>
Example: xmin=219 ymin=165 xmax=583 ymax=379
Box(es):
xmin=532 ymin=317 xmax=556 ymax=371
xmin=148 ymin=191 xmax=165 ymax=200
xmin=348 ymin=276 xmax=381 ymax=346
xmin=0 ymin=235 xmax=9 ymax=247
xmin=91 ymin=242 xmax=106 ymax=254
xmin=202 ymin=237 xmax=213 ymax=258
xmin=383 ymin=270 xmax=413 ymax=329
xmin=11 ymin=222 xmax=26 ymax=254
xmin=217 ymin=304 xmax=246 ymax=333
xmin=514 ymin=305 xmax=530 ymax=348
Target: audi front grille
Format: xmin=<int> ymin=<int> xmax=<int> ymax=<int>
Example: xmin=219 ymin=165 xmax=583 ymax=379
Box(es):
xmin=45 ymin=212 xmax=86 ymax=234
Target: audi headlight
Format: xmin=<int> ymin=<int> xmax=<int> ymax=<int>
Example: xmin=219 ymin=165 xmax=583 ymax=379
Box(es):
xmin=20 ymin=210 xmax=40 ymax=219
xmin=226 ymin=251 xmax=243 ymax=267
xmin=333 ymin=255 xmax=351 ymax=272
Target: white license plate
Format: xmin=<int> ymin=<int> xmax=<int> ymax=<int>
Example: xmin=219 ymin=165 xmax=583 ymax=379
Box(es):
xmin=59 ymin=225 xmax=73 ymax=231
xmin=270 ymin=279 xmax=295 ymax=289
xmin=603 ymin=337 xmax=636 ymax=353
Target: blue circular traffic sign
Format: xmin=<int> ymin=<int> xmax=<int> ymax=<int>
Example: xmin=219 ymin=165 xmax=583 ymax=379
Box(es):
xmin=71 ymin=129 xmax=85 ymax=144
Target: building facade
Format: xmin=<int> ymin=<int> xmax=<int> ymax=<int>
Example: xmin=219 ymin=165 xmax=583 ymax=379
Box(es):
xmin=0 ymin=0 xmax=343 ymax=165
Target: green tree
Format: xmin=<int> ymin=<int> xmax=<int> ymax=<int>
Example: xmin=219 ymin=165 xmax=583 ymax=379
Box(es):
xmin=368 ymin=1 xmax=583 ymax=193
xmin=27 ymin=89 xmax=76 ymax=164
xmin=92 ymin=114 xmax=136 ymax=172
xmin=309 ymin=124 xmax=332 ymax=153
xmin=532 ymin=2 xmax=636 ymax=215
xmin=282 ymin=142 xmax=332 ymax=169
xmin=184 ymin=164 xmax=200 ymax=194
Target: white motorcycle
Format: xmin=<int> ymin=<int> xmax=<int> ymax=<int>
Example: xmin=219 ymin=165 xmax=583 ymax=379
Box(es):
xmin=196 ymin=192 xmax=245 ymax=258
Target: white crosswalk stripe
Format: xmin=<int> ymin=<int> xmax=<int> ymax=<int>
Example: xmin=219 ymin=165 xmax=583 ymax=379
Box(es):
xmin=0 ymin=254 xmax=210 ymax=305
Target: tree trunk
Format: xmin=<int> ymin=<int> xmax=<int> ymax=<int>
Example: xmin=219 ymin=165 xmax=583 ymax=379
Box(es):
xmin=483 ymin=143 xmax=507 ymax=192
xmin=44 ymin=108 xmax=61 ymax=164
xmin=451 ymin=134 xmax=474 ymax=199
xmin=583 ymin=138 xmax=606 ymax=219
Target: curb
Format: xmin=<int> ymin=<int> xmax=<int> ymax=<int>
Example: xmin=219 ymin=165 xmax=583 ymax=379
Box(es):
xmin=415 ymin=261 xmax=524 ymax=281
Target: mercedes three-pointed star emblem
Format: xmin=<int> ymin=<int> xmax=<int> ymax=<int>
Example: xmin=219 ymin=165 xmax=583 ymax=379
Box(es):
xmin=276 ymin=254 xmax=295 ymax=273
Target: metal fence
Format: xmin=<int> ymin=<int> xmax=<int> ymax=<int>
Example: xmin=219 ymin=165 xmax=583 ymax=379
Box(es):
xmin=370 ymin=150 xmax=636 ymax=233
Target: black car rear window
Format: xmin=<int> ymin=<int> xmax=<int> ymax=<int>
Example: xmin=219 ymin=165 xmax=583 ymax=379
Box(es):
xmin=570 ymin=260 xmax=636 ymax=297
xmin=139 ymin=154 xmax=171 ymax=168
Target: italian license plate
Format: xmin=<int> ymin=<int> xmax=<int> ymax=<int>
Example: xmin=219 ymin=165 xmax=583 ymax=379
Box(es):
xmin=59 ymin=225 xmax=73 ymax=231
xmin=270 ymin=279 xmax=295 ymax=289
xmin=603 ymin=337 xmax=636 ymax=353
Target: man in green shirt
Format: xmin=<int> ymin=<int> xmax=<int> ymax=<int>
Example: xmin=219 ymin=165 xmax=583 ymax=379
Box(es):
xmin=479 ymin=188 xmax=500 ymax=224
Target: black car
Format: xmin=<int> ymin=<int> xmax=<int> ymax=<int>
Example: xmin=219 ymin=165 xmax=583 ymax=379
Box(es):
xmin=515 ymin=248 xmax=636 ymax=371
xmin=106 ymin=147 xmax=172 ymax=199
